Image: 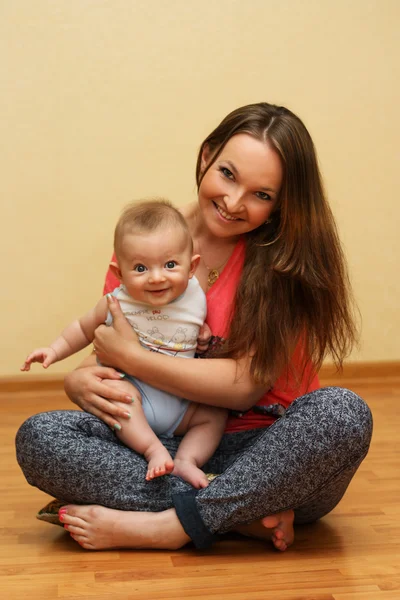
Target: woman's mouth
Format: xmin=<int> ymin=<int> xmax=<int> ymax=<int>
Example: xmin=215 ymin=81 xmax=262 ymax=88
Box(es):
xmin=213 ymin=202 xmax=240 ymax=222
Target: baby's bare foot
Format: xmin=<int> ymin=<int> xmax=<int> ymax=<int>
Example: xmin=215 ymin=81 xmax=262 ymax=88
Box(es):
xmin=172 ymin=458 xmax=209 ymax=489
xmin=58 ymin=505 xmax=189 ymax=550
xmin=145 ymin=447 xmax=174 ymax=481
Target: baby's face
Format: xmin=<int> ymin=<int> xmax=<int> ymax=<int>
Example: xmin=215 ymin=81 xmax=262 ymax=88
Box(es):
xmin=117 ymin=228 xmax=196 ymax=307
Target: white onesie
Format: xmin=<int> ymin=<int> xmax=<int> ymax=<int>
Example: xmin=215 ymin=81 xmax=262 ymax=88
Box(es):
xmin=106 ymin=277 xmax=207 ymax=437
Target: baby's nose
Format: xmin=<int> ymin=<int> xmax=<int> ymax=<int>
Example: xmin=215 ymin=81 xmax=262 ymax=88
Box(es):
xmin=149 ymin=268 xmax=166 ymax=282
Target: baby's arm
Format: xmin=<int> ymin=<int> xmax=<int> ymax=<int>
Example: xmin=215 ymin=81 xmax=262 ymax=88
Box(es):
xmin=21 ymin=296 xmax=109 ymax=371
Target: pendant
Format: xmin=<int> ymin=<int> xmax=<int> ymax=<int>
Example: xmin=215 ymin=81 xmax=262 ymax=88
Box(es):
xmin=208 ymin=269 xmax=219 ymax=287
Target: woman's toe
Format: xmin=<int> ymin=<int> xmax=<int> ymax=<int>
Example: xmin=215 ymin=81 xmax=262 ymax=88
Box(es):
xmin=274 ymin=539 xmax=286 ymax=551
xmin=70 ymin=533 xmax=91 ymax=547
xmin=66 ymin=524 xmax=87 ymax=535
xmin=273 ymin=528 xmax=284 ymax=540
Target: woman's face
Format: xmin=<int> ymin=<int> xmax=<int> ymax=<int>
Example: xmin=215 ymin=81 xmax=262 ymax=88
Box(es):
xmin=198 ymin=133 xmax=283 ymax=239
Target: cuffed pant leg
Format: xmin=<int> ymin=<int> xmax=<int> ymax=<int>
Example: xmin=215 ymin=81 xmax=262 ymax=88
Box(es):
xmin=172 ymin=387 xmax=372 ymax=549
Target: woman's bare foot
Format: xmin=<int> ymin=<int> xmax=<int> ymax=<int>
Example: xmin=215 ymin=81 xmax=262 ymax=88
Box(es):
xmin=145 ymin=446 xmax=174 ymax=481
xmin=172 ymin=458 xmax=209 ymax=489
xmin=58 ymin=505 xmax=190 ymax=550
xmin=235 ymin=509 xmax=295 ymax=551
xmin=262 ymin=510 xmax=295 ymax=551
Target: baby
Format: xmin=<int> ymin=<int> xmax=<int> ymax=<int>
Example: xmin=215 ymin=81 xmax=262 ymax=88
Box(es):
xmin=22 ymin=199 xmax=227 ymax=488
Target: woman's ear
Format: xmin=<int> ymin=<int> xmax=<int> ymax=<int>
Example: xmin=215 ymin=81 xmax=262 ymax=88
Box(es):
xmin=109 ymin=261 xmax=123 ymax=281
xmin=200 ymin=144 xmax=211 ymax=173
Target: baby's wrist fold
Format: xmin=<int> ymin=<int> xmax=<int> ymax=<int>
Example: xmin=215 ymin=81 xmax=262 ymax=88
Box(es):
xmin=49 ymin=345 xmax=60 ymax=361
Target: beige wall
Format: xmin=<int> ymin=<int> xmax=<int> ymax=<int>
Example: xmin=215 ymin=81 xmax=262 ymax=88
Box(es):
xmin=1 ymin=0 xmax=399 ymax=376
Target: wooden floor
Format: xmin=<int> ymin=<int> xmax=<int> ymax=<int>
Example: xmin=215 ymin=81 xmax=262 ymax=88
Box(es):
xmin=1 ymin=376 xmax=399 ymax=600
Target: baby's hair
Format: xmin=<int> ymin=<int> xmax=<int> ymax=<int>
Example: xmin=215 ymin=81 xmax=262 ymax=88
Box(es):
xmin=114 ymin=198 xmax=192 ymax=259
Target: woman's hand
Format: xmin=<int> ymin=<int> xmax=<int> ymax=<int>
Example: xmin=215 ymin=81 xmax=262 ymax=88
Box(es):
xmin=64 ymin=364 xmax=134 ymax=429
xmin=93 ymin=295 xmax=140 ymax=372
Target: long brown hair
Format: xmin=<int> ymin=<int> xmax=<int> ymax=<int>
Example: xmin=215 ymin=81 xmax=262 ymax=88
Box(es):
xmin=196 ymin=103 xmax=358 ymax=387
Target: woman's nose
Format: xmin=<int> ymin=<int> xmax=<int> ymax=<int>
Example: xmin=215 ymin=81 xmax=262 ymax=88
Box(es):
xmin=223 ymin=192 xmax=244 ymax=213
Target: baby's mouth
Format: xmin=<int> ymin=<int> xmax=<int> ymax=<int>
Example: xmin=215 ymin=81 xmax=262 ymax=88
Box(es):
xmin=148 ymin=288 xmax=169 ymax=295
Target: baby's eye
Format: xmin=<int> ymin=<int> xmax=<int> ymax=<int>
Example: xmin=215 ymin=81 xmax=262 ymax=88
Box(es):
xmin=165 ymin=261 xmax=177 ymax=269
xmin=219 ymin=166 xmax=234 ymax=179
xmin=134 ymin=264 xmax=147 ymax=273
xmin=255 ymin=191 xmax=271 ymax=201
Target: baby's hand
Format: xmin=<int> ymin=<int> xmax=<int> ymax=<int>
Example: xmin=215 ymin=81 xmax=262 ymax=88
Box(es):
xmin=196 ymin=323 xmax=212 ymax=354
xmin=20 ymin=347 xmax=58 ymax=371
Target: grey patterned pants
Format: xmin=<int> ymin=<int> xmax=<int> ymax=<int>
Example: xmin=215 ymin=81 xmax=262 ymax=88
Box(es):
xmin=15 ymin=387 xmax=372 ymax=548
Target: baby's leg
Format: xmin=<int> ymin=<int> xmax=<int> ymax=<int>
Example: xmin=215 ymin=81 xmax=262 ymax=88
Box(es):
xmin=172 ymin=405 xmax=228 ymax=489
xmin=103 ymin=379 xmax=174 ymax=481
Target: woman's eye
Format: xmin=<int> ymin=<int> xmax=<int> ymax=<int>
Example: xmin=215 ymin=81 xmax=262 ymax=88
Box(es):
xmin=255 ymin=191 xmax=271 ymax=201
xmin=219 ymin=166 xmax=234 ymax=179
xmin=165 ymin=261 xmax=177 ymax=269
xmin=134 ymin=264 xmax=147 ymax=273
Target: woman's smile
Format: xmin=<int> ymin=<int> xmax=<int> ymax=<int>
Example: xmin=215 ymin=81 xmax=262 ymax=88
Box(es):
xmin=213 ymin=202 xmax=241 ymax=222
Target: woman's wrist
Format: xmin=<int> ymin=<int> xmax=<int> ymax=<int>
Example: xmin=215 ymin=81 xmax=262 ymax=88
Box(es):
xmin=118 ymin=342 xmax=145 ymax=377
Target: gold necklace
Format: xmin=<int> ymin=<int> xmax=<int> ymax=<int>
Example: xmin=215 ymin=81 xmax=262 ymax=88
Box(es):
xmin=198 ymin=243 xmax=232 ymax=287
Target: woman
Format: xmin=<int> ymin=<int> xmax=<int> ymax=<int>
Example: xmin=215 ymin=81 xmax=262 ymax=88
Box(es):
xmin=16 ymin=102 xmax=372 ymax=552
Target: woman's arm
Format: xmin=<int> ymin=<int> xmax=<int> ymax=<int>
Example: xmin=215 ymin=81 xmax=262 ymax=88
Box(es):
xmin=94 ymin=296 xmax=266 ymax=412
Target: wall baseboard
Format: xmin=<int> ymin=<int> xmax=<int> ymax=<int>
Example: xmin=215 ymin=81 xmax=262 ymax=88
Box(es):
xmin=0 ymin=374 xmax=65 ymax=394
xmin=318 ymin=360 xmax=400 ymax=383
xmin=1 ymin=361 xmax=399 ymax=394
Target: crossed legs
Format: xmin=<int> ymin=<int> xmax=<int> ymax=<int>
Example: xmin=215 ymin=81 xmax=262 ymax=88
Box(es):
xmin=16 ymin=387 xmax=372 ymax=552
